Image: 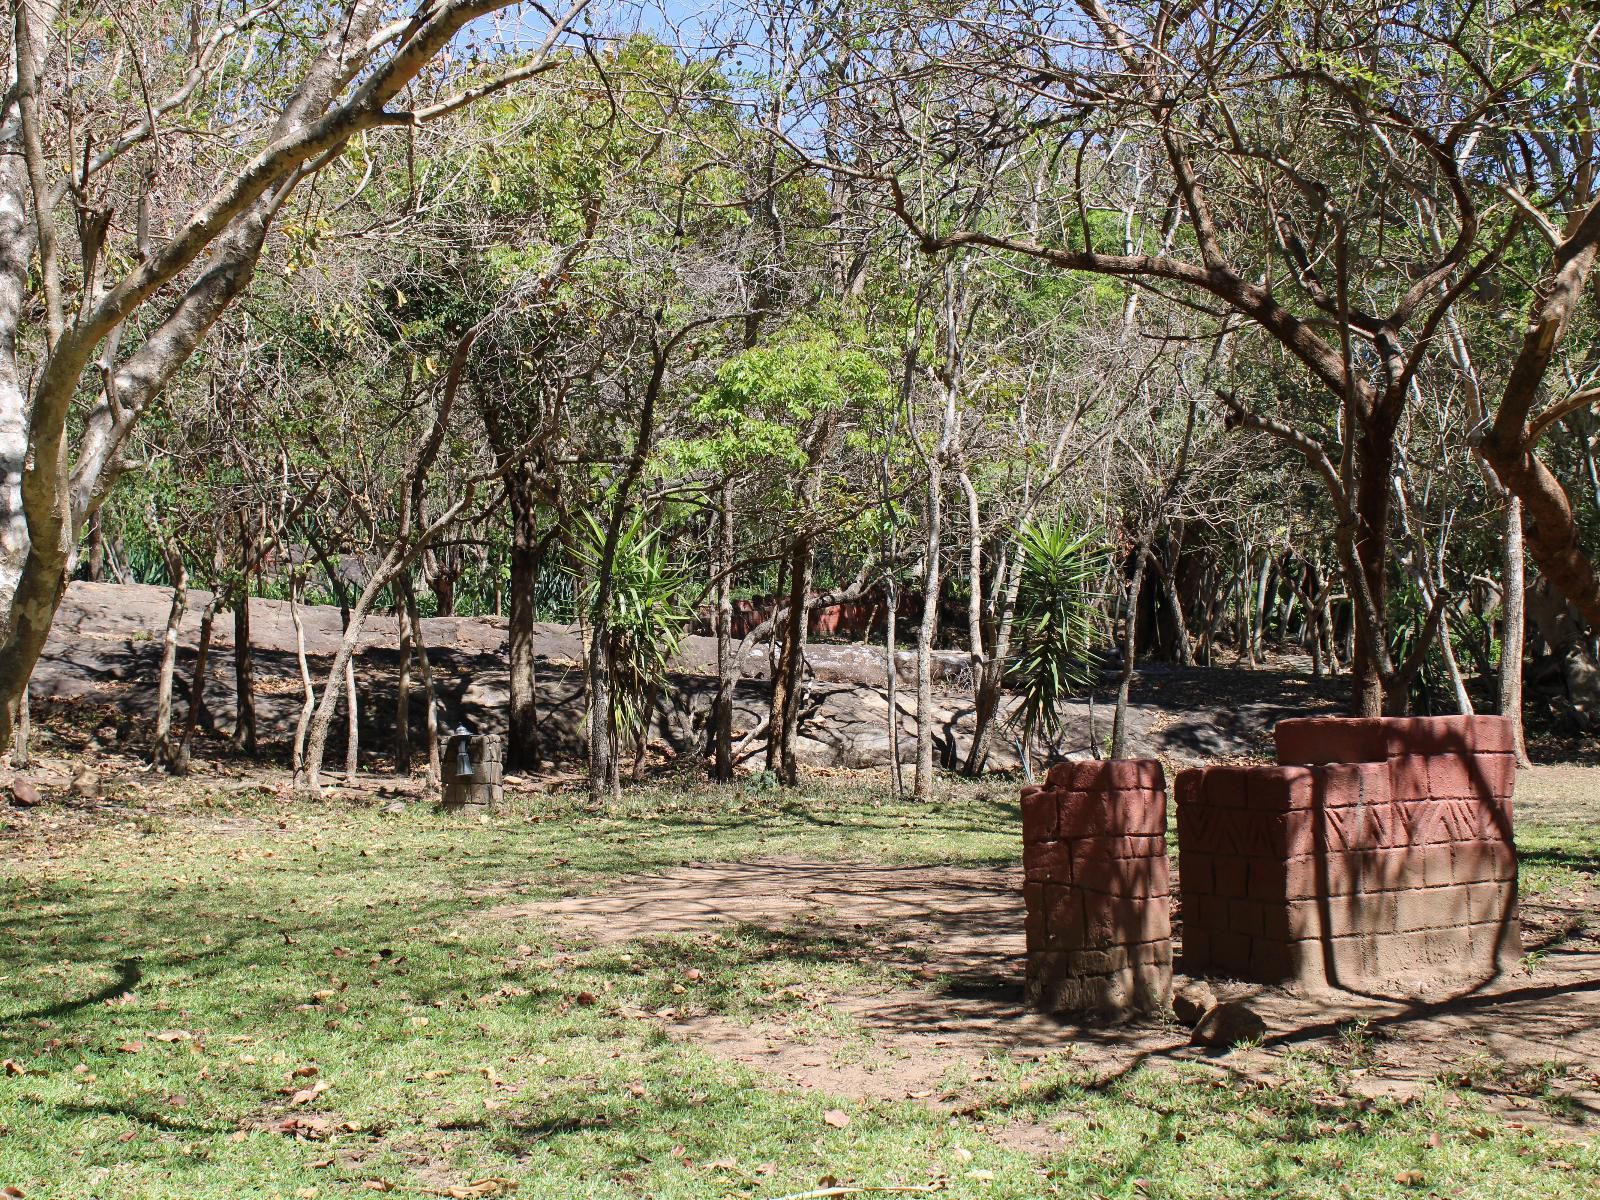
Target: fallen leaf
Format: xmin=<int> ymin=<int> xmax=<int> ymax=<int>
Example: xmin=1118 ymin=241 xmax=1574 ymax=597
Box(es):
xmin=290 ymin=1065 xmax=320 ymax=1079
xmin=1395 ymin=1170 xmax=1425 ymax=1186
xmin=754 ymin=1162 xmax=775 ymax=1176
xmin=1 ymin=1061 xmax=24 ymax=1076
xmin=151 ymin=1030 xmax=192 ymax=1043
xmin=117 ymin=1131 xmax=137 ymax=1144
xmin=968 ymin=1169 xmax=995 ymax=1181
xmin=442 ymin=1179 xmax=518 ymax=1198
xmin=362 ymin=1184 xmax=394 ymax=1193
xmin=684 ymin=968 xmax=702 ymax=983
xmin=705 ymin=1159 xmax=737 ymax=1171
xmin=310 ymin=1158 xmax=334 ymax=1169
xmin=3 ymin=1186 xmax=25 ymax=1198
xmin=291 ymin=1079 xmax=331 ymax=1106
xmin=823 ymin=1108 xmax=850 ymax=1129
xmin=117 ymin=1042 xmax=144 ymax=1054
xmin=574 ymin=992 xmax=597 ymax=1007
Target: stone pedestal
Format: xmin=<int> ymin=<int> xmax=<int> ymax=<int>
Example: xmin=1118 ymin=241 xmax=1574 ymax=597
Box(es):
xmin=1022 ymin=759 xmax=1172 ymax=1016
xmin=440 ymin=734 xmax=503 ymax=816
xmin=1176 ymin=716 xmax=1520 ymax=994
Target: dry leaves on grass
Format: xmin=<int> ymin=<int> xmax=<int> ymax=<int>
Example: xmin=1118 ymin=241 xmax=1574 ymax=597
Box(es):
xmin=822 ymin=1108 xmax=851 ymax=1128
xmin=438 ymin=1179 xmax=517 ymax=1198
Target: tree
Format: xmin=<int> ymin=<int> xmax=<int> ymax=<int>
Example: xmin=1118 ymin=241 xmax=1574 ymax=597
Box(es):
xmin=827 ymin=0 xmax=1600 ymax=716
xmin=0 ymin=0 xmax=590 ymax=751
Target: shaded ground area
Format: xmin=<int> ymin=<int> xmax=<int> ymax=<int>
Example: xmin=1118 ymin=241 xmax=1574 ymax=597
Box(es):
xmin=4 ymin=769 xmax=1598 ymax=1197
xmin=492 ymin=768 xmax=1600 ymax=1132
xmin=35 ymin=581 xmax=1348 ymax=771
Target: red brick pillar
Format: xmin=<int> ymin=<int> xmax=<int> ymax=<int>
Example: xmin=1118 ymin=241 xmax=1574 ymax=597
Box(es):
xmin=1022 ymin=760 xmax=1171 ymax=1016
xmin=1177 ymin=716 xmax=1521 ymax=994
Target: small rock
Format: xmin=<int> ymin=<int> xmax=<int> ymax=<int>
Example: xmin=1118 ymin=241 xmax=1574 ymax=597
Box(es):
xmin=1172 ymin=982 xmax=1218 ymax=1027
xmin=8 ymin=779 xmax=41 ymax=808
xmin=1190 ymin=1000 xmax=1267 ymax=1048
xmin=68 ymin=766 xmax=101 ymax=800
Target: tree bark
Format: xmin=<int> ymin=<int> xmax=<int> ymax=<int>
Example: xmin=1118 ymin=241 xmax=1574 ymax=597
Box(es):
xmin=1500 ymin=497 xmax=1531 ymax=766
xmin=153 ymin=555 xmax=189 ymax=768
xmin=175 ymin=595 xmax=218 ymax=773
xmin=231 ymin=576 xmax=257 ymax=756
xmin=406 ymin=579 xmax=441 ymax=783
xmin=343 ymin=644 xmax=360 ymax=779
xmin=290 ymin=577 xmax=316 ymax=776
xmin=394 ymin=593 xmax=413 ymax=776
xmin=505 ymin=467 xmax=543 ymax=772
xmin=774 ymin=530 xmax=817 ymax=787
xmin=964 ymin=548 xmax=1025 ymax=776
xmin=914 ymin=454 xmax=943 ymax=799
xmin=11 ymin=684 xmax=27 ymax=769
xmin=883 ymin=570 xmax=904 ymax=795
xmin=711 ymin=479 xmax=736 ymax=782
xmin=1111 ymin=541 xmax=1151 ymax=759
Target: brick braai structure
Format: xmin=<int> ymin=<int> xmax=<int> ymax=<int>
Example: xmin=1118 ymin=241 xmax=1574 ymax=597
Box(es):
xmin=1022 ymin=760 xmax=1172 ymax=1015
xmin=1175 ymin=716 xmax=1521 ymax=994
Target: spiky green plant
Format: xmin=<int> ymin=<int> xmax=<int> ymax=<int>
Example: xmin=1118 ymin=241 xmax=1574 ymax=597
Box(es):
xmin=1008 ymin=520 xmax=1108 ymax=748
xmin=574 ymin=514 xmax=694 ymax=752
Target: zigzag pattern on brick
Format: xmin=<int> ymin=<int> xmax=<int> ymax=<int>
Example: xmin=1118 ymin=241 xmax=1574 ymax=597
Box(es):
xmin=1022 ymin=759 xmax=1172 ymax=1015
xmin=1176 ymin=716 xmax=1522 ymax=993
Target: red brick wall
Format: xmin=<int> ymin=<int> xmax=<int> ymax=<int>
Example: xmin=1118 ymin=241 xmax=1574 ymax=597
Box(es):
xmin=1022 ymin=759 xmax=1172 ymax=1015
xmin=1176 ymin=716 xmax=1521 ymax=994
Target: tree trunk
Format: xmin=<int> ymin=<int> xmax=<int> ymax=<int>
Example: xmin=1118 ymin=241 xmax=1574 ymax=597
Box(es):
xmin=290 ymin=577 xmax=315 ymax=777
xmin=11 ymin=684 xmax=27 ymax=769
xmin=1156 ymin=553 xmax=1194 ymax=666
xmin=711 ymin=479 xmax=736 ymax=782
xmin=153 ymin=556 xmax=188 ymax=768
xmin=964 ymin=549 xmax=1025 ymax=776
xmin=175 ymin=595 xmax=218 ymax=773
xmin=85 ymin=512 xmax=104 ymax=581
xmin=1111 ymin=541 xmax=1151 ymax=759
xmin=883 ymin=571 xmax=903 ymax=795
xmin=409 ymin=582 xmax=441 ymax=784
xmin=506 ymin=468 xmax=543 ymax=772
xmin=231 ymin=581 xmax=257 ymax=756
xmin=394 ymin=594 xmax=413 ymax=776
xmin=586 ymin=618 xmax=613 ymax=801
xmin=301 ymin=543 xmax=407 ymax=792
xmin=1351 ymin=419 xmax=1395 ymax=716
xmin=914 ymin=455 xmax=943 ymax=800
xmin=343 ymin=654 xmax=359 ymax=779
xmin=774 ymin=532 xmax=816 ymax=787
xmin=1500 ymin=497 xmax=1531 ymax=766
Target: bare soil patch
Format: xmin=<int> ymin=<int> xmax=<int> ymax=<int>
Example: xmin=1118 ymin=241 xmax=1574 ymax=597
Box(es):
xmin=494 ymin=858 xmax=1600 ymax=1130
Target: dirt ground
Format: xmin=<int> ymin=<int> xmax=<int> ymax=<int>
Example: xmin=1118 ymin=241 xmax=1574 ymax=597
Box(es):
xmin=490 ymin=773 xmax=1600 ymax=1135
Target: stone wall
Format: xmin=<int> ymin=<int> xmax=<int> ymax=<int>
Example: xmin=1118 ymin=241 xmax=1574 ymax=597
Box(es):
xmin=1175 ymin=716 xmax=1521 ymax=994
xmin=1022 ymin=759 xmax=1172 ymax=1016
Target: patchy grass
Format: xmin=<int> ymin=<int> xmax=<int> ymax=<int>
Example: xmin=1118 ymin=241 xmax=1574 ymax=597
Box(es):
xmin=2 ymin=773 xmax=1597 ymax=1199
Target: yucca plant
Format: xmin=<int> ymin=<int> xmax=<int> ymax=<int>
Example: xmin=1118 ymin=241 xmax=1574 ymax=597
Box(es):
xmin=1008 ymin=520 xmax=1108 ymax=758
xmin=573 ymin=514 xmax=693 ymax=764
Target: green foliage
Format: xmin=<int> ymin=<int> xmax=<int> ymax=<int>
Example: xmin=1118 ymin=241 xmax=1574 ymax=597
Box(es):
xmin=573 ymin=514 xmax=694 ymax=748
xmin=669 ymin=334 xmax=893 ymax=474
xmin=1008 ymin=520 xmax=1109 ymax=743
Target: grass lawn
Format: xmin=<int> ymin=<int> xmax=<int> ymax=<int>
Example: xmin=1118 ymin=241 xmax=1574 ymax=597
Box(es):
xmin=2 ymin=773 xmax=1596 ymax=1199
